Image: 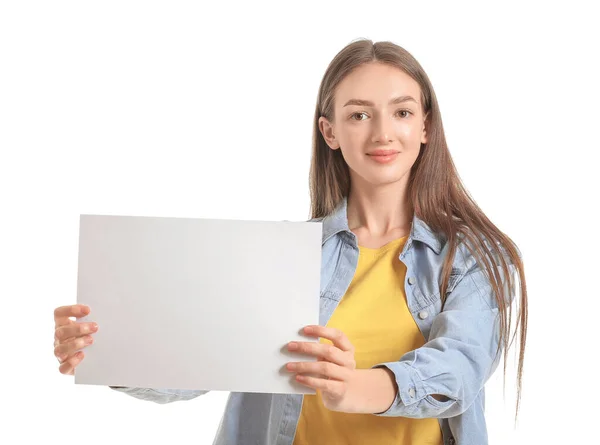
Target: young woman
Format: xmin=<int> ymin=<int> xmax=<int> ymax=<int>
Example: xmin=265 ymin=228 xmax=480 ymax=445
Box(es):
xmin=53 ymin=39 xmax=527 ymax=445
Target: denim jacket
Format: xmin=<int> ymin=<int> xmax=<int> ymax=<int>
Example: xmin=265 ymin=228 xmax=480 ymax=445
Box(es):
xmin=112 ymin=197 xmax=519 ymax=445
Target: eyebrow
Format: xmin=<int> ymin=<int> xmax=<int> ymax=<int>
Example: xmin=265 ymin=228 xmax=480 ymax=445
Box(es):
xmin=342 ymin=95 xmax=419 ymax=107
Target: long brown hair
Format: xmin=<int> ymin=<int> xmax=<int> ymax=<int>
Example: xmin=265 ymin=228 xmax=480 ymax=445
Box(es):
xmin=309 ymin=39 xmax=527 ymax=422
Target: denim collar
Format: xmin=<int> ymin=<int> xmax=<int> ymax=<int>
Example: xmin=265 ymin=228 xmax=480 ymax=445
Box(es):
xmin=320 ymin=196 xmax=443 ymax=254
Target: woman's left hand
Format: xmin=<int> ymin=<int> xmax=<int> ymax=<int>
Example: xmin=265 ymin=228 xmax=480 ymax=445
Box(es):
xmin=286 ymin=325 xmax=359 ymax=412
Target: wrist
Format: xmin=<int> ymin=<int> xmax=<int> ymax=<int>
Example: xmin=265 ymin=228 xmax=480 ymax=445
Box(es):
xmin=348 ymin=368 xmax=397 ymax=414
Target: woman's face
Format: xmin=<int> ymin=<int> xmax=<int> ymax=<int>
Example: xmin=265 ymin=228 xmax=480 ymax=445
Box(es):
xmin=319 ymin=62 xmax=428 ymax=189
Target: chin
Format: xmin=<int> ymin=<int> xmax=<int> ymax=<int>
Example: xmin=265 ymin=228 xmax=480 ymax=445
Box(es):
xmin=348 ymin=163 xmax=410 ymax=187
xmin=361 ymin=173 xmax=406 ymax=187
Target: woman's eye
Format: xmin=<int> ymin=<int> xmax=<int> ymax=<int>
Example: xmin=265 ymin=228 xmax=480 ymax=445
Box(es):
xmin=396 ymin=110 xmax=412 ymax=118
xmin=350 ymin=112 xmax=368 ymax=121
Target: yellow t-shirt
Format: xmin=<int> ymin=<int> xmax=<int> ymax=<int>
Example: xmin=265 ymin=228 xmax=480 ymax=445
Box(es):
xmin=292 ymin=236 xmax=442 ymax=445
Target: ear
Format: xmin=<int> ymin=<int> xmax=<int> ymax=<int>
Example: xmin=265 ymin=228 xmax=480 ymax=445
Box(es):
xmin=318 ymin=116 xmax=340 ymax=150
xmin=421 ymin=112 xmax=429 ymax=144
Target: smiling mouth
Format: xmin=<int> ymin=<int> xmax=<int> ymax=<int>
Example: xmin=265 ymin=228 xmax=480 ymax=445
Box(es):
xmin=367 ymin=151 xmax=399 ymax=164
xmin=367 ymin=150 xmax=399 ymax=156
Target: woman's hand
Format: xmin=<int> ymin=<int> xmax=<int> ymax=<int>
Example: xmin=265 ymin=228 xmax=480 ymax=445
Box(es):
xmin=54 ymin=304 xmax=98 ymax=375
xmin=286 ymin=325 xmax=360 ymax=412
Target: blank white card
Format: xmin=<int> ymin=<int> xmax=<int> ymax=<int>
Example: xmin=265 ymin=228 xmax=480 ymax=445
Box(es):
xmin=75 ymin=214 xmax=322 ymax=395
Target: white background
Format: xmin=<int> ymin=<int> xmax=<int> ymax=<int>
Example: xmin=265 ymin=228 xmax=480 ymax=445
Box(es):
xmin=1 ymin=1 xmax=598 ymax=444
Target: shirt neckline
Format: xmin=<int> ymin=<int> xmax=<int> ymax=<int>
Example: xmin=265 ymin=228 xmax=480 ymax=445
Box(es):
xmin=358 ymin=235 xmax=409 ymax=254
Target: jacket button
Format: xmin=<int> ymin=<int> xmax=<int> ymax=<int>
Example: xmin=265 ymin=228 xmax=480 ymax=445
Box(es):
xmin=408 ymin=388 xmax=416 ymax=398
xmin=418 ymin=311 xmax=429 ymax=320
xmin=407 ymin=277 xmax=415 ymax=285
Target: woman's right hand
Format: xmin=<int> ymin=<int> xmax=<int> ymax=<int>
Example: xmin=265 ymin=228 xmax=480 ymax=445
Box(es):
xmin=54 ymin=304 xmax=98 ymax=375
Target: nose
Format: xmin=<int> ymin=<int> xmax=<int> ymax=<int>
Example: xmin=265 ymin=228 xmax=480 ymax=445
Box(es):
xmin=370 ymin=114 xmax=395 ymax=145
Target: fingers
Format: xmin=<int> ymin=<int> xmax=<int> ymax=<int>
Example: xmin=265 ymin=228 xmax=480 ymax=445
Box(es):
xmin=55 ymin=334 xmax=94 ymax=361
xmin=302 ymin=326 xmax=355 ymax=353
xmin=287 ymin=340 xmax=355 ymax=368
xmin=54 ymin=305 xmax=90 ymax=327
xmin=55 ymin=322 xmax=98 ymax=342
xmin=58 ymin=351 xmax=85 ymax=376
xmin=286 ymin=360 xmax=350 ymax=381
xmin=295 ymin=374 xmax=345 ymax=397
xmin=54 ymin=305 xmax=94 ymax=377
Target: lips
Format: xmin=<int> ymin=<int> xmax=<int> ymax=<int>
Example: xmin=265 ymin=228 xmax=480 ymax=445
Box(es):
xmin=367 ymin=151 xmax=399 ymax=164
xmin=367 ymin=150 xmax=399 ymax=156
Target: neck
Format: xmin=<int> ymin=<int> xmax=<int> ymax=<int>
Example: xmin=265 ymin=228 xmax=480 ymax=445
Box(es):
xmin=346 ymin=182 xmax=413 ymax=239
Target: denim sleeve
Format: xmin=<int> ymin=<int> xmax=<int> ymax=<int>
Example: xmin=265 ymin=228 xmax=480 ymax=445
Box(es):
xmin=372 ymin=246 xmax=518 ymax=419
xmin=109 ymin=386 xmax=208 ymax=404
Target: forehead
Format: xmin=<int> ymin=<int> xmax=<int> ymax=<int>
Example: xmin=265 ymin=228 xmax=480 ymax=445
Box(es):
xmin=335 ymin=62 xmax=421 ymax=105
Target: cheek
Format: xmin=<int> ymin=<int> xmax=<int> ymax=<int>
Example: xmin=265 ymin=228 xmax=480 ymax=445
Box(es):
xmin=396 ymin=122 xmax=421 ymax=140
xmin=337 ymin=127 xmax=367 ymax=151
xmin=340 ymin=124 xmax=363 ymax=139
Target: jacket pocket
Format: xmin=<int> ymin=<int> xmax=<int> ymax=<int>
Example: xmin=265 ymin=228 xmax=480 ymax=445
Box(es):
xmin=445 ymin=268 xmax=465 ymax=294
xmin=415 ymin=268 xmax=464 ymax=310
